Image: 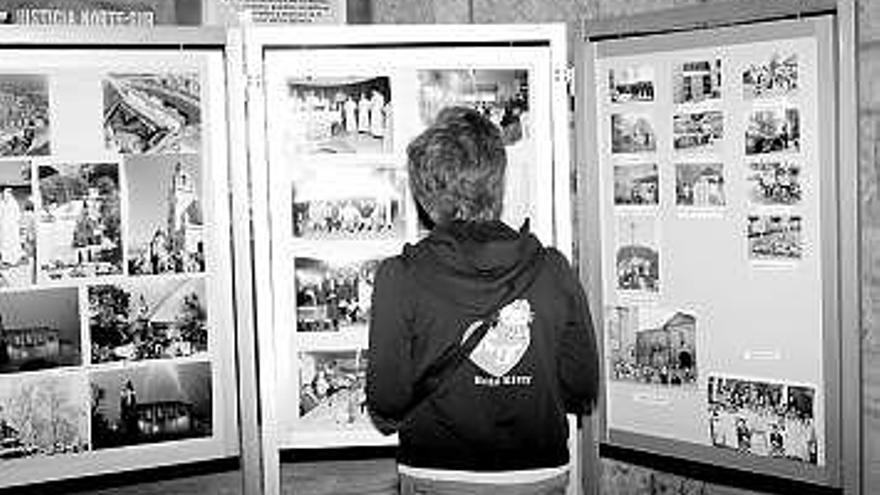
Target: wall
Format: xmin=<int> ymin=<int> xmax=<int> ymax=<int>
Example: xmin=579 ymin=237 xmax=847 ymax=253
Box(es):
xmin=367 ymin=0 xmax=878 ymax=493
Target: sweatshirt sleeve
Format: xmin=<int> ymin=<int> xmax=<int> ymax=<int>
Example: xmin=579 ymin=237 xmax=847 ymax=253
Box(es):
xmin=366 ymin=257 xmax=414 ymax=434
xmin=548 ymin=249 xmax=600 ymax=415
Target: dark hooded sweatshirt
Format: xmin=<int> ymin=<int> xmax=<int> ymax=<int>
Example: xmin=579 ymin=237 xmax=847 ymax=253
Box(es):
xmin=366 ymin=220 xmax=599 ymax=472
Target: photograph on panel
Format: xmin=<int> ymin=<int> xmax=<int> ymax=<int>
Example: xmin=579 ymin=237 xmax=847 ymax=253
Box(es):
xmin=88 ymin=277 xmax=206 ymax=363
xmin=746 ymin=160 xmax=802 ymax=206
xmin=673 ymin=110 xmax=723 ymax=152
xmin=673 ymin=58 xmax=722 ymax=104
xmin=126 ymin=154 xmax=204 ymax=275
xmin=613 ymin=163 xmax=659 ymax=206
xmin=36 ymin=162 xmax=122 ymax=281
xmin=417 ymin=69 xmax=535 ymax=227
xmin=0 ymin=287 xmax=81 ymax=374
xmin=611 ymin=113 xmax=656 ymax=154
xmin=707 ymin=376 xmax=817 ymax=464
xmin=0 ymin=372 xmax=88 ymax=459
xmin=285 ymin=76 xmax=391 ymax=155
xmin=745 ymin=107 xmax=800 ymax=155
xmin=91 ymin=360 xmax=212 ymax=449
xmin=299 ymin=349 xmax=371 ymax=430
xmin=614 ymin=215 xmax=660 ymax=293
xmin=742 ymin=52 xmax=798 ymax=99
xmin=747 ymin=214 xmax=802 ymax=261
xmin=295 ymin=257 xmax=380 ymax=333
xmin=103 ymin=72 xmax=201 ymax=155
xmin=675 ymin=162 xmax=725 ymax=207
xmin=0 ymin=160 xmax=35 ymax=287
xmin=292 ymin=165 xmax=405 ymax=240
xmin=0 ymin=74 xmax=49 ymax=157
xmin=608 ymin=65 xmax=655 ymax=103
xmin=605 ymin=305 xmax=696 ymax=386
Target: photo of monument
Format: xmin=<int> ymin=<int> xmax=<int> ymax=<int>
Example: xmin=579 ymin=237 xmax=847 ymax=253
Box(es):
xmin=0 ymin=287 xmax=81 ymax=374
xmin=103 ymin=72 xmax=201 ymax=155
xmin=89 ymin=277 xmax=207 ymax=363
xmin=127 ymin=154 xmax=204 ymax=275
xmin=90 ymin=361 xmax=212 ymax=449
xmin=36 ymin=162 xmax=122 ymax=281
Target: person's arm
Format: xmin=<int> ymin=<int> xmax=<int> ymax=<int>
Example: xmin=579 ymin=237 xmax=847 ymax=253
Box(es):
xmin=365 ymin=257 xmax=414 ymax=434
xmin=549 ymin=249 xmax=600 ymax=415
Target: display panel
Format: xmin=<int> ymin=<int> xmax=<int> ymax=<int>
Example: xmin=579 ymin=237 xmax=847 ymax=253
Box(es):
xmin=263 ymin=44 xmax=555 ymax=449
xmin=0 ymin=47 xmax=237 ymax=488
xmin=584 ymin=16 xmax=838 ymax=484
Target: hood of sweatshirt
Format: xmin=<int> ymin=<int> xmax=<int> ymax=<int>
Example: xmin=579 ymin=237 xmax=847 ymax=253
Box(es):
xmin=401 ymin=220 xmax=545 ymax=314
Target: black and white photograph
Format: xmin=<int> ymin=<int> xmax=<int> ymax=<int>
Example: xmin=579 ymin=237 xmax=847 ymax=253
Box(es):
xmin=747 ymin=160 xmax=802 ymax=206
xmin=88 ymin=277 xmax=207 ymax=364
xmin=0 ymin=75 xmax=49 ymax=157
xmin=37 ymin=162 xmax=122 ymax=280
xmin=0 ymin=372 xmax=88 ymax=460
xmin=90 ymin=361 xmax=212 ymax=449
xmin=605 ymin=306 xmax=697 ymax=386
xmin=608 ymin=65 xmax=655 ymax=103
xmin=747 ymin=214 xmax=802 ymax=261
xmin=292 ymin=166 xmax=405 ymax=240
xmin=673 ymin=111 xmax=723 ymax=152
xmin=298 ymin=350 xmax=371 ymax=430
xmin=675 ymin=163 xmax=725 ymax=207
xmin=611 ymin=113 xmax=656 ymax=154
xmin=0 ymin=161 xmax=35 ymax=287
xmin=615 ymin=216 xmax=660 ymax=293
xmin=673 ymin=58 xmax=722 ymax=104
xmin=745 ymin=107 xmax=800 ymax=155
xmin=295 ymin=256 xmax=380 ymax=333
xmin=708 ymin=376 xmax=817 ymax=464
xmin=0 ymin=287 xmax=80 ymax=374
xmin=286 ymin=76 xmax=391 ymax=154
xmin=613 ymin=163 xmax=659 ymax=206
xmin=127 ymin=154 xmax=205 ymax=275
xmin=103 ymin=72 xmax=201 ymax=155
xmin=743 ymin=53 xmax=798 ymax=99
xmin=418 ymin=69 xmax=530 ymax=147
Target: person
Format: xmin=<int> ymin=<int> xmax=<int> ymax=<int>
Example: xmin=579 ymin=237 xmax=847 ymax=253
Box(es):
xmin=366 ymin=106 xmax=599 ymax=495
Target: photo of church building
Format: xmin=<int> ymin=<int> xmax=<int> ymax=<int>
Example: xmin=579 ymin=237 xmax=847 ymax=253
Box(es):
xmin=126 ymin=154 xmax=204 ymax=275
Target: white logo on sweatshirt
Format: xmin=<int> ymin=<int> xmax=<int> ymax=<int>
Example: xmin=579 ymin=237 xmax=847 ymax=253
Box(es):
xmin=467 ymin=299 xmax=532 ymax=378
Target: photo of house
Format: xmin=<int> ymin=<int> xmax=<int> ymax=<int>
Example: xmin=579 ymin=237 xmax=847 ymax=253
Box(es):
xmin=0 ymin=287 xmax=81 ymax=373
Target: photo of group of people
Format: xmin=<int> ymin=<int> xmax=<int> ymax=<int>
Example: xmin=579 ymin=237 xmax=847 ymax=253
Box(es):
xmin=614 ymin=216 xmax=660 ymax=294
xmin=747 ymin=160 xmax=802 ymax=206
xmin=743 ymin=53 xmax=798 ymax=100
xmin=673 ymin=111 xmax=723 ymax=152
xmin=609 ymin=65 xmax=655 ymax=103
xmin=747 ymin=214 xmax=802 ymax=261
xmin=295 ymin=256 xmax=379 ymax=333
xmin=708 ymin=375 xmax=817 ymax=464
xmin=606 ymin=305 xmax=697 ymax=386
xmin=285 ymin=76 xmax=392 ymax=155
xmin=298 ymin=350 xmax=371 ymax=430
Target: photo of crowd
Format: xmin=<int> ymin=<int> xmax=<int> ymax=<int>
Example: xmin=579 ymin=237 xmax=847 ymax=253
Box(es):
xmin=747 ymin=160 xmax=802 ymax=206
xmin=285 ymin=76 xmax=391 ymax=155
xmin=613 ymin=163 xmax=659 ymax=206
xmin=606 ymin=306 xmax=697 ymax=386
xmin=295 ymin=256 xmax=379 ymax=333
xmin=708 ymin=376 xmax=818 ymax=464
xmin=747 ymin=214 xmax=803 ymax=261
xmin=673 ymin=111 xmax=723 ymax=152
xmin=298 ymin=350 xmax=371 ymax=430
xmin=745 ymin=107 xmax=800 ymax=155
xmin=612 ymin=113 xmax=656 ymax=154
xmin=615 ymin=216 xmax=660 ymax=293
xmin=743 ymin=53 xmax=798 ymax=99
xmin=291 ymin=166 xmax=405 ymax=240
xmin=675 ymin=162 xmax=725 ymax=207
xmin=609 ymin=65 xmax=655 ymax=103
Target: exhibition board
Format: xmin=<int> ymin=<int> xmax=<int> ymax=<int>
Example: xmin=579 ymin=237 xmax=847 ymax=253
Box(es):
xmin=0 ymin=28 xmax=239 ymax=489
xmin=578 ymin=13 xmax=847 ymax=487
xmin=243 ymin=23 xmax=572 ymax=494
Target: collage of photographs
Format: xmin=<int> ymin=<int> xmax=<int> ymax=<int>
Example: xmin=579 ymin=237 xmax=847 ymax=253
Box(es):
xmin=0 ymin=69 xmax=214 ymax=463
xmin=602 ymin=46 xmax=817 ymax=465
xmin=284 ymin=66 xmax=535 ymax=434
